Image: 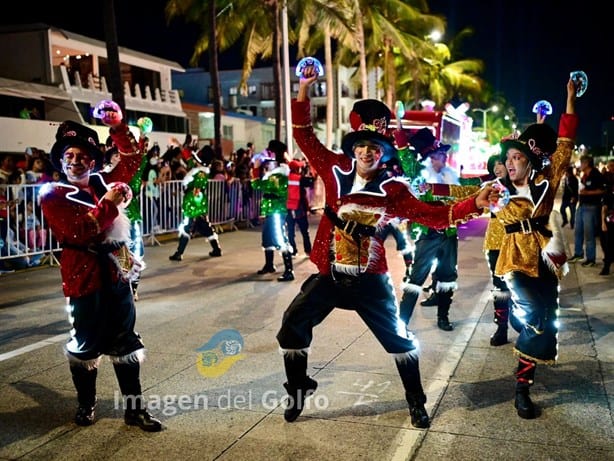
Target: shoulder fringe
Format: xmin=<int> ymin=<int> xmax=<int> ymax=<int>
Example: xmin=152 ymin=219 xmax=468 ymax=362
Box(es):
xmin=542 ymin=210 xmax=569 ymax=278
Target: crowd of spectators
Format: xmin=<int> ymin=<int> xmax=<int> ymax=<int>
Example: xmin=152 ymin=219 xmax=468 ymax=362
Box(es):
xmin=1 ymin=137 xmax=320 ymax=273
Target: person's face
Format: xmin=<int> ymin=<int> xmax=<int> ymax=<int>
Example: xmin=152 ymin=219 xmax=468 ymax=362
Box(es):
xmin=33 ymin=158 xmax=44 ymax=171
xmin=62 ymin=147 xmax=95 ymax=182
xmin=353 ymin=141 xmax=383 ymax=177
xmin=504 ymin=148 xmax=531 ymax=185
xmin=429 ymin=153 xmax=447 ymax=172
xmin=1 ymin=156 xmax=15 ymax=171
xmin=493 ymin=160 xmax=507 ymax=179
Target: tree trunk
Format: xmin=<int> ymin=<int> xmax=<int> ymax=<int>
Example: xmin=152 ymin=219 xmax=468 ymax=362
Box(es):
xmin=272 ymin=0 xmax=283 ymax=141
xmin=209 ymin=1 xmax=223 ymax=157
xmin=103 ymin=0 xmax=125 ymax=114
xmin=354 ymin=0 xmax=369 ymax=99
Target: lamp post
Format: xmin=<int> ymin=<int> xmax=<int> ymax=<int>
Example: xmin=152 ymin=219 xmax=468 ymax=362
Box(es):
xmin=473 ymin=105 xmax=498 ymax=140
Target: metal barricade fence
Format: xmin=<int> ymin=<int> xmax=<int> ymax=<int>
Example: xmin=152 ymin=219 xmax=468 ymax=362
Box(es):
xmin=0 ymin=179 xmax=263 ymax=270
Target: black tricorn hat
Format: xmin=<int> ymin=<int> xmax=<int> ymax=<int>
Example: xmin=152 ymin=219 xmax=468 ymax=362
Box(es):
xmin=342 ymin=99 xmax=396 ymax=163
xmin=50 ymin=120 xmax=103 ymax=171
xmin=409 ymin=127 xmax=451 ymax=162
xmin=499 ymin=123 xmax=557 ymax=172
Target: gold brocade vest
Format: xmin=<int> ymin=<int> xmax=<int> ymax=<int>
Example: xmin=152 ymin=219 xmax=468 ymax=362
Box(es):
xmin=494 ymin=139 xmax=574 ymax=279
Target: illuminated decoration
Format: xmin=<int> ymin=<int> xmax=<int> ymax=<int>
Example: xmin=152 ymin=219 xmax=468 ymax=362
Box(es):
xmin=569 ymin=70 xmax=588 ymax=97
xmin=395 ymin=100 xmax=405 ymax=120
xmin=136 ymin=117 xmax=153 ymax=134
xmin=532 ymin=100 xmax=553 ymax=116
xmin=106 ymin=181 xmax=132 ymax=209
xmin=182 ymin=170 xmax=209 ymax=218
xmin=490 ymin=182 xmax=510 ymax=213
xmin=410 ymin=176 xmax=429 ymax=196
xmin=444 ymin=102 xmax=470 ymax=118
xmin=92 ymin=100 xmax=123 ymax=125
xmin=295 ymin=57 xmax=324 ymax=78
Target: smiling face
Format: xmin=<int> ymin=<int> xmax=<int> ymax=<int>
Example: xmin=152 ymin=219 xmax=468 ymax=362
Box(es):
xmin=504 ymin=148 xmax=531 ymax=186
xmin=353 ymin=141 xmax=383 ymax=179
xmin=62 ymin=147 xmax=96 ymax=183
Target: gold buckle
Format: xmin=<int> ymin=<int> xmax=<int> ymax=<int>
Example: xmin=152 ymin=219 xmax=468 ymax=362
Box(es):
xmin=520 ymin=219 xmax=532 ymax=234
xmin=343 ymin=220 xmax=357 ymax=235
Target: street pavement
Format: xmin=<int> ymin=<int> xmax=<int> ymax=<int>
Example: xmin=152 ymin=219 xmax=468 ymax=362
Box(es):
xmin=0 ymin=215 xmax=612 ymax=461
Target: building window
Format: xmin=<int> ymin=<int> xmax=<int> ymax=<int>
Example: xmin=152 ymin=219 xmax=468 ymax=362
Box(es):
xmin=223 ymin=125 xmax=233 ymax=139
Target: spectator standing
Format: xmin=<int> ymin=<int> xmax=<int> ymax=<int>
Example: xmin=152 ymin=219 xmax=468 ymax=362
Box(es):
xmin=559 ymin=165 xmax=579 ymax=228
xmin=285 ymin=159 xmax=313 ymax=257
xmin=568 ymin=154 xmax=607 ymax=266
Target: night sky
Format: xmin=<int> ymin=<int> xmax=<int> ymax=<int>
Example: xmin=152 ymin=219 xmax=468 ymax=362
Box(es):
xmin=1 ymin=0 xmax=610 ymax=148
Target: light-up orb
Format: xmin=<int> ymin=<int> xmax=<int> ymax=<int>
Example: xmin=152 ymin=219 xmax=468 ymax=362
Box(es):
xmin=532 ymin=100 xmax=553 ymax=116
xmin=93 ymin=100 xmax=123 ymax=125
xmin=137 ymin=117 xmax=153 ymax=134
xmin=569 ymin=71 xmax=588 ymax=97
xmin=295 ymin=57 xmax=324 ymax=78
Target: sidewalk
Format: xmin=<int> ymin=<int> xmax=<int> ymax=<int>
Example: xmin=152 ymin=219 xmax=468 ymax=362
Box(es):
xmin=0 ymin=217 xmax=612 ymax=460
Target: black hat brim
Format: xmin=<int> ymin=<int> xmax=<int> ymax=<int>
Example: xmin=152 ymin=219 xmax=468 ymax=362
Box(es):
xmin=341 ymin=130 xmax=396 ymax=163
xmin=50 ymin=137 xmax=104 ymax=172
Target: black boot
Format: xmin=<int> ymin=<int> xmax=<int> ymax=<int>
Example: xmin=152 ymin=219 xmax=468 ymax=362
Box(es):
xmin=257 ymin=249 xmax=276 ymax=274
xmin=436 ymin=291 xmax=454 ymax=331
xmin=420 ymin=291 xmax=438 ymax=307
xmin=599 ymin=263 xmax=610 ymax=276
xmin=169 ymin=235 xmax=189 ymax=261
xmin=490 ymin=298 xmax=510 ymax=346
xmin=514 ymin=358 xmax=537 ymax=419
xmin=278 ymin=251 xmax=295 ymax=281
xmin=209 ymin=237 xmax=222 ymax=257
xmin=113 ymin=362 xmax=162 ymax=432
xmin=70 ymin=364 xmax=98 ymax=426
xmin=282 ymin=353 xmax=318 ymax=422
xmin=395 ymin=353 xmax=430 ymax=428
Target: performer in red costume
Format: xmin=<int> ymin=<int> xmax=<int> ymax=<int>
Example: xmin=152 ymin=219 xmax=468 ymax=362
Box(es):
xmin=276 ymin=64 xmax=495 ymax=427
xmin=39 ymin=101 xmax=162 ymax=432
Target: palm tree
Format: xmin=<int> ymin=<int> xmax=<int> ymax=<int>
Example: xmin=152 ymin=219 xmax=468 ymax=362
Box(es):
xmin=165 ymin=0 xmax=233 ymax=154
xmin=292 ymin=0 xmax=352 ymax=148
xmin=396 ymin=28 xmax=486 ymax=109
xmin=103 ymin=0 xmax=125 ymax=114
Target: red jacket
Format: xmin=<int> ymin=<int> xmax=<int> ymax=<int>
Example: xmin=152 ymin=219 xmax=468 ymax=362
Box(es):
xmin=292 ymin=98 xmax=482 ymax=276
xmin=40 ymin=124 xmax=143 ymax=297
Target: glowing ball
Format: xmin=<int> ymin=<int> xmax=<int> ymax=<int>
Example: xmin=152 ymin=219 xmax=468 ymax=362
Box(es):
xmin=137 ymin=117 xmax=153 ymax=133
xmin=93 ymin=100 xmax=123 ymax=125
xmin=532 ymin=100 xmax=553 ymax=116
xmin=569 ymin=70 xmax=588 ymax=97
xmin=490 ymin=182 xmax=510 ymax=213
xmin=295 ymin=57 xmax=324 ymax=78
